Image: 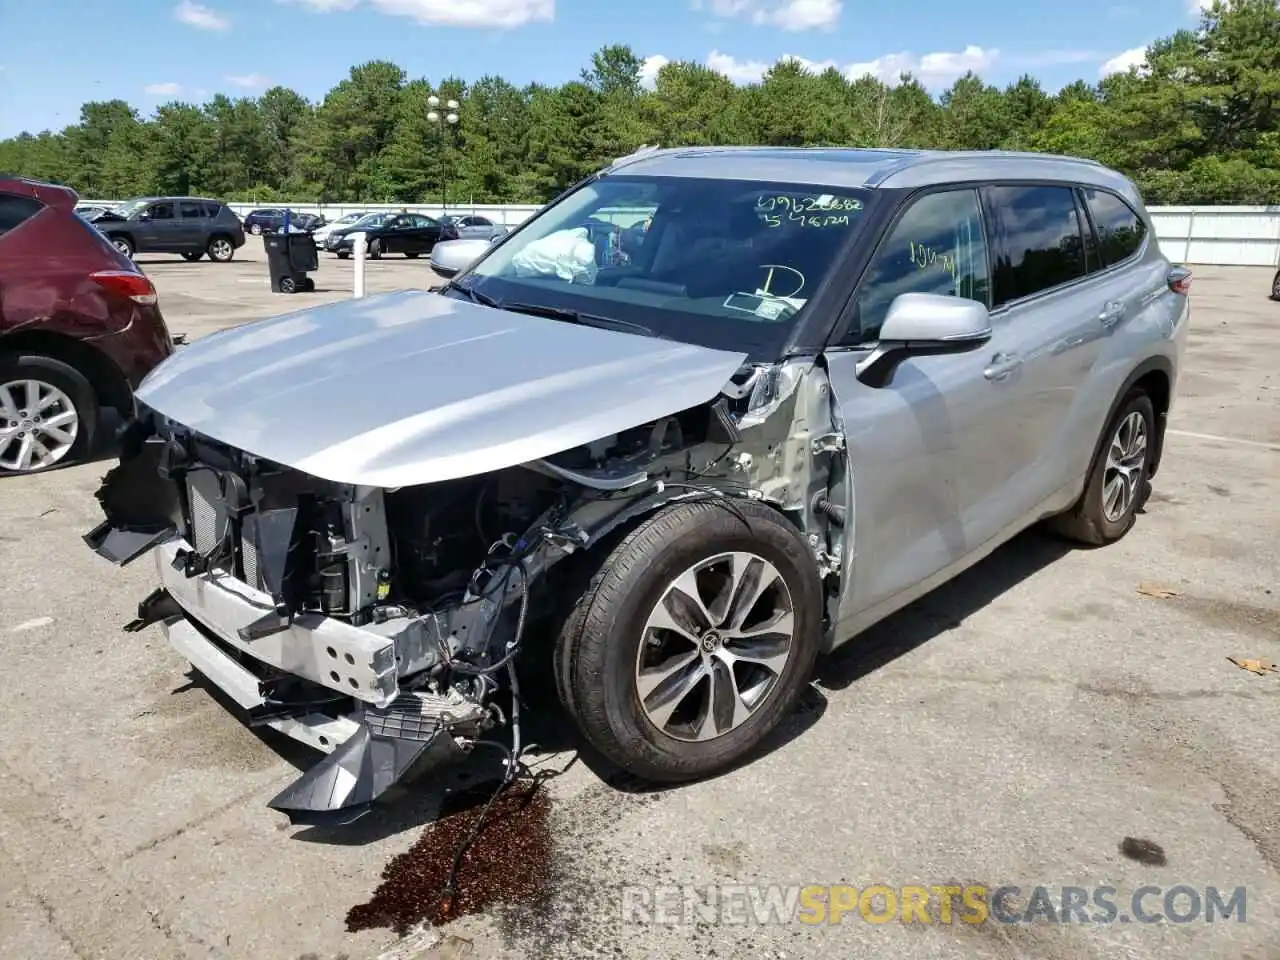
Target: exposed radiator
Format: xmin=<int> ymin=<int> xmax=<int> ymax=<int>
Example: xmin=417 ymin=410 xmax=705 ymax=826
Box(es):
xmin=185 ymin=468 xmax=262 ymax=589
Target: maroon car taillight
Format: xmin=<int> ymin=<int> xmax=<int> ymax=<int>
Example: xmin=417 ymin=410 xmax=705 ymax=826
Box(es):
xmin=90 ymin=270 xmax=159 ymax=305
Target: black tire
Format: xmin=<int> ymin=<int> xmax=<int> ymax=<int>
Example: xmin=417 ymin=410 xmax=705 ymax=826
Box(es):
xmin=368 ymin=238 xmax=382 ymax=260
xmin=108 ymin=234 xmax=134 ymax=259
xmin=336 ymin=251 xmax=350 ymax=260
xmin=405 ymin=252 xmax=420 ymax=259
xmin=181 ymin=251 xmax=203 ymax=262
xmin=0 ymin=353 xmax=98 ymax=476
xmin=1048 ymin=389 xmax=1156 ymax=546
xmin=250 ymin=223 xmax=262 ymax=235
xmin=554 ymin=499 xmax=823 ymax=783
xmin=206 ymin=235 xmax=235 ymax=262
xmin=301 ymin=277 xmax=316 ymax=292
xmin=1270 ymin=268 xmax=1280 ymax=302
xmin=279 ymin=276 xmax=297 ymax=294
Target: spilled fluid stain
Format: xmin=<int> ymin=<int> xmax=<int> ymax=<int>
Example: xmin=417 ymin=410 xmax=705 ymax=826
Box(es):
xmin=347 ymin=781 xmax=553 ymax=935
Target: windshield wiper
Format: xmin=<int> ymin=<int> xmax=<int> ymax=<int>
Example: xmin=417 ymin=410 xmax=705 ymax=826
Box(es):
xmin=502 ymin=302 xmax=664 ymax=339
xmin=441 ymin=278 xmax=500 ymax=307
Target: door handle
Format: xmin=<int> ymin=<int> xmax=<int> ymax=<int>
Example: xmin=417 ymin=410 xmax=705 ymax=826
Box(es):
xmin=1099 ymin=300 xmax=1126 ymax=330
xmin=983 ymin=351 xmax=1023 ymax=381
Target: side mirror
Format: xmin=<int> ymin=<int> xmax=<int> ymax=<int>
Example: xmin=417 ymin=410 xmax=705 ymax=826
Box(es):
xmin=854 ymin=293 xmax=992 ymax=387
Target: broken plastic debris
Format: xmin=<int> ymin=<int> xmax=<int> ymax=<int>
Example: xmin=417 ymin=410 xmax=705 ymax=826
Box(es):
xmin=1227 ymin=656 xmax=1278 ymax=676
xmin=1136 ymin=582 xmax=1181 ymax=599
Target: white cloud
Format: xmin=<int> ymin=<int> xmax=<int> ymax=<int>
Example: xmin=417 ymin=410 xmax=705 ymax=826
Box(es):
xmin=174 ymin=0 xmax=230 ymax=30
xmin=639 ymin=54 xmax=670 ymax=90
xmin=226 ymin=73 xmax=272 ymax=90
xmin=290 ymin=0 xmax=554 ymax=27
xmin=692 ymin=0 xmax=840 ymax=31
xmin=1098 ymin=46 xmax=1147 ymax=76
xmin=703 ymin=45 xmax=998 ymax=89
xmin=1189 ymin=0 xmax=1212 ymax=11
xmin=1008 ymin=49 xmax=1098 ymax=67
xmin=145 ymin=82 xmax=184 ymax=96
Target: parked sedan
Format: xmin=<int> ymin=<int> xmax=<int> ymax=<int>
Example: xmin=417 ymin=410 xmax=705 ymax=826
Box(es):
xmin=325 ymin=212 xmax=457 ymax=259
xmin=311 ymin=212 xmax=368 ymax=248
xmin=439 ymin=214 xmax=508 ymax=241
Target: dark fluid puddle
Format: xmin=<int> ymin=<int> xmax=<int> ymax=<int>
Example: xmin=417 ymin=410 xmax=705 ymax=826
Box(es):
xmin=347 ymin=781 xmax=554 ymax=935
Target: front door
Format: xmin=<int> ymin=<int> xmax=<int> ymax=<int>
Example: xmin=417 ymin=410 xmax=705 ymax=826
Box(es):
xmin=176 ymin=200 xmax=209 ymax=250
xmin=139 ymin=200 xmax=181 ymax=252
xmin=825 ymin=186 xmax=1027 ymax=627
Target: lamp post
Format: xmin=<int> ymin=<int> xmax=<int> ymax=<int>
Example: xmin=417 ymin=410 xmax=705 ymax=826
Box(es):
xmin=426 ymin=94 xmax=459 ymax=213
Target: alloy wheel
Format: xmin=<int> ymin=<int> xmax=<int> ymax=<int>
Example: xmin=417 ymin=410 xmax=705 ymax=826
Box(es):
xmin=0 ymin=379 xmax=80 ymax=472
xmin=1102 ymin=411 xmax=1148 ymax=522
xmin=112 ymin=238 xmax=133 ymax=258
xmin=635 ymin=551 xmax=794 ymax=742
xmin=210 ymin=239 xmax=233 ymax=261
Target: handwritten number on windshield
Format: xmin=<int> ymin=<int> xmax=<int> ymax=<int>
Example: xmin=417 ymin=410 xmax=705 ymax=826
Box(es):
xmin=909 ymin=241 xmax=958 ymax=279
xmin=758 ymin=194 xmax=861 ymax=229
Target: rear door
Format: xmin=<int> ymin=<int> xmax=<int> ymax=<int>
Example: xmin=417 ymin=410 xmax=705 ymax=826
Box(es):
xmin=976 ymin=183 xmax=1109 ymax=518
xmin=176 ymin=200 xmax=208 ymax=250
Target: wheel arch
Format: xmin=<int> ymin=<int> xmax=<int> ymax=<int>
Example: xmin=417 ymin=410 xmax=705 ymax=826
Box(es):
xmin=1092 ymin=356 xmax=1173 ymax=481
xmin=0 ymin=330 xmax=132 ymax=413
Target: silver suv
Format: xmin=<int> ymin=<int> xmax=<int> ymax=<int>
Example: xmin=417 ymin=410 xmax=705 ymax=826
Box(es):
xmin=85 ymin=146 xmax=1189 ymax=825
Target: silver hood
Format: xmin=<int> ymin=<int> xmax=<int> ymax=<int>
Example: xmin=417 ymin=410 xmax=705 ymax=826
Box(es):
xmin=136 ymin=290 xmax=749 ymax=487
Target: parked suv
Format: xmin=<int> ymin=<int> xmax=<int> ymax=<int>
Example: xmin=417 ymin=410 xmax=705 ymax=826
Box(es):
xmin=0 ymin=176 xmax=175 ymax=475
xmin=242 ymin=208 xmax=321 ymax=235
xmin=85 ymin=147 xmax=1188 ymax=824
xmin=93 ymin=197 xmax=246 ymax=262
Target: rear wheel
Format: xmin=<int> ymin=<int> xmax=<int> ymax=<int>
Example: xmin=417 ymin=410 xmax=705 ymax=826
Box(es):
xmin=405 ymin=252 xmax=420 ymax=259
xmin=207 ymin=236 xmax=235 ymax=262
xmin=250 ymin=223 xmax=262 ymax=235
xmin=1048 ymin=390 xmax=1155 ymax=546
xmin=181 ymin=251 xmax=203 ymax=262
xmin=0 ymin=355 xmax=97 ymax=475
xmin=1270 ymin=268 xmax=1280 ymax=301
xmin=368 ymin=238 xmax=382 ymax=260
xmin=336 ymin=251 xmax=350 ymax=260
xmin=554 ymin=500 xmax=822 ymax=783
xmin=109 ymin=235 xmax=134 ymax=259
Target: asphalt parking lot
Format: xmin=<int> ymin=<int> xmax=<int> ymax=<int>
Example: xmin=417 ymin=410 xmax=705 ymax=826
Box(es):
xmin=1 ymin=255 xmax=1277 ymax=960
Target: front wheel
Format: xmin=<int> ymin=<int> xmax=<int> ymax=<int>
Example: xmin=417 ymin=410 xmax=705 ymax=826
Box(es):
xmin=0 ymin=354 xmax=97 ymax=475
xmin=1048 ymin=389 xmax=1155 ymax=546
xmin=110 ymin=235 xmax=134 ymax=259
xmin=554 ymin=499 xmax=822 ymax=783
xmin=336 ymin=251 xmax=350 ymax=260
xmin=250 ymin=223 xmax=262 ymax=235
xmin=367 ymin=238 xmax=382 ymax=260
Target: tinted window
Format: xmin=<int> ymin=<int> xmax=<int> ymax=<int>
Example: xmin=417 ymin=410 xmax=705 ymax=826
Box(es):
xmin=986 ymin=186 xmax=1086 ymax=305
xmin=148 ymin=201 xmax=175 ymax=220
xmin=204 ymin=202 xmax=221 ymax=217
xmin=179 ymin=201 xmax=206 ymax=218
xmin=850 ymin=189 xmax=990 ymax=343
xmin=0 ymin=193 xmax=44 ymax=237
xmin=1084 ymin=189 xmax=1146 ymax=266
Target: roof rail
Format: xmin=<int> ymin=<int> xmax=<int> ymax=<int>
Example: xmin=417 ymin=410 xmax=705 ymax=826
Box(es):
xmin=607 ymin=144 xmax=664 ymax=171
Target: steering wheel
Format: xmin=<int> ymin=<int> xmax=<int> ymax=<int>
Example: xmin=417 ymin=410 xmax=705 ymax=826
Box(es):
xmin=757 ymin=264 xmax=805 ymax=299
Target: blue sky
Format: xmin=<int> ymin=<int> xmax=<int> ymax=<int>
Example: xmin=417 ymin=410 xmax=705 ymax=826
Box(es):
xmin=0 ymin=0 xmax=1208 ymax=138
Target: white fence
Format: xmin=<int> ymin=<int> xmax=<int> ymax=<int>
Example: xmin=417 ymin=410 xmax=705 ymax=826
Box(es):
xmin=82 ymin=200 xmax=1280 ymax=267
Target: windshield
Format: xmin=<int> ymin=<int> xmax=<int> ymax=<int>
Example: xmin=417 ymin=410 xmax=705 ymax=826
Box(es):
xmin=461 ymin=174 xmax=873 ymax=358
xmin=113 ymin=199 xmax=150 ymax=218
xmin=353 ymin=212 xmax=392 ymax=228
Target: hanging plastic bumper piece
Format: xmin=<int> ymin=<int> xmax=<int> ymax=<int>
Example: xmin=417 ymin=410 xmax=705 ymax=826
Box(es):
xmin=267 ymin=722 xmax=469 ymax=827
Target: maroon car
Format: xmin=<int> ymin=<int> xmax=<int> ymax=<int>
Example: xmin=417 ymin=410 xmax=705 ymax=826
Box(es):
xmin=0 ymin=175 xmax=176 ymax=475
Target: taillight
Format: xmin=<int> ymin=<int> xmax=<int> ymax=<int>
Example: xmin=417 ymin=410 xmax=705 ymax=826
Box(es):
xmin=1168 ymin=266 xmax=1192 ymax=295
xmin=90 ymin=270 xmax=158 ymax=305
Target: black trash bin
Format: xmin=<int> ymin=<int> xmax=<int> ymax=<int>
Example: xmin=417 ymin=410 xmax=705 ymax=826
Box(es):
xmin=264 ymin=231 xmax=318 ymax=294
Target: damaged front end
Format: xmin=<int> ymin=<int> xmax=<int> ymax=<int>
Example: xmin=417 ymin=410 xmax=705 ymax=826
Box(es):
xmin=85 ymin=357 xmax=847 ymax=826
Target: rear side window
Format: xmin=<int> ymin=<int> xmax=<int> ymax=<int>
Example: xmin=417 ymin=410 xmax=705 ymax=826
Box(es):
xmin=205 ymin=202 xmax=222 ymax=217
xmin=180 ymin=201 xmax=206 ymax=218
xmin=0 ymin=193 xmax=44 ymax=238
xmin=985 ymin=185 xmax=1087 ymax=306
xmin=1084 ymin=189 xmax=1146 ymax=266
